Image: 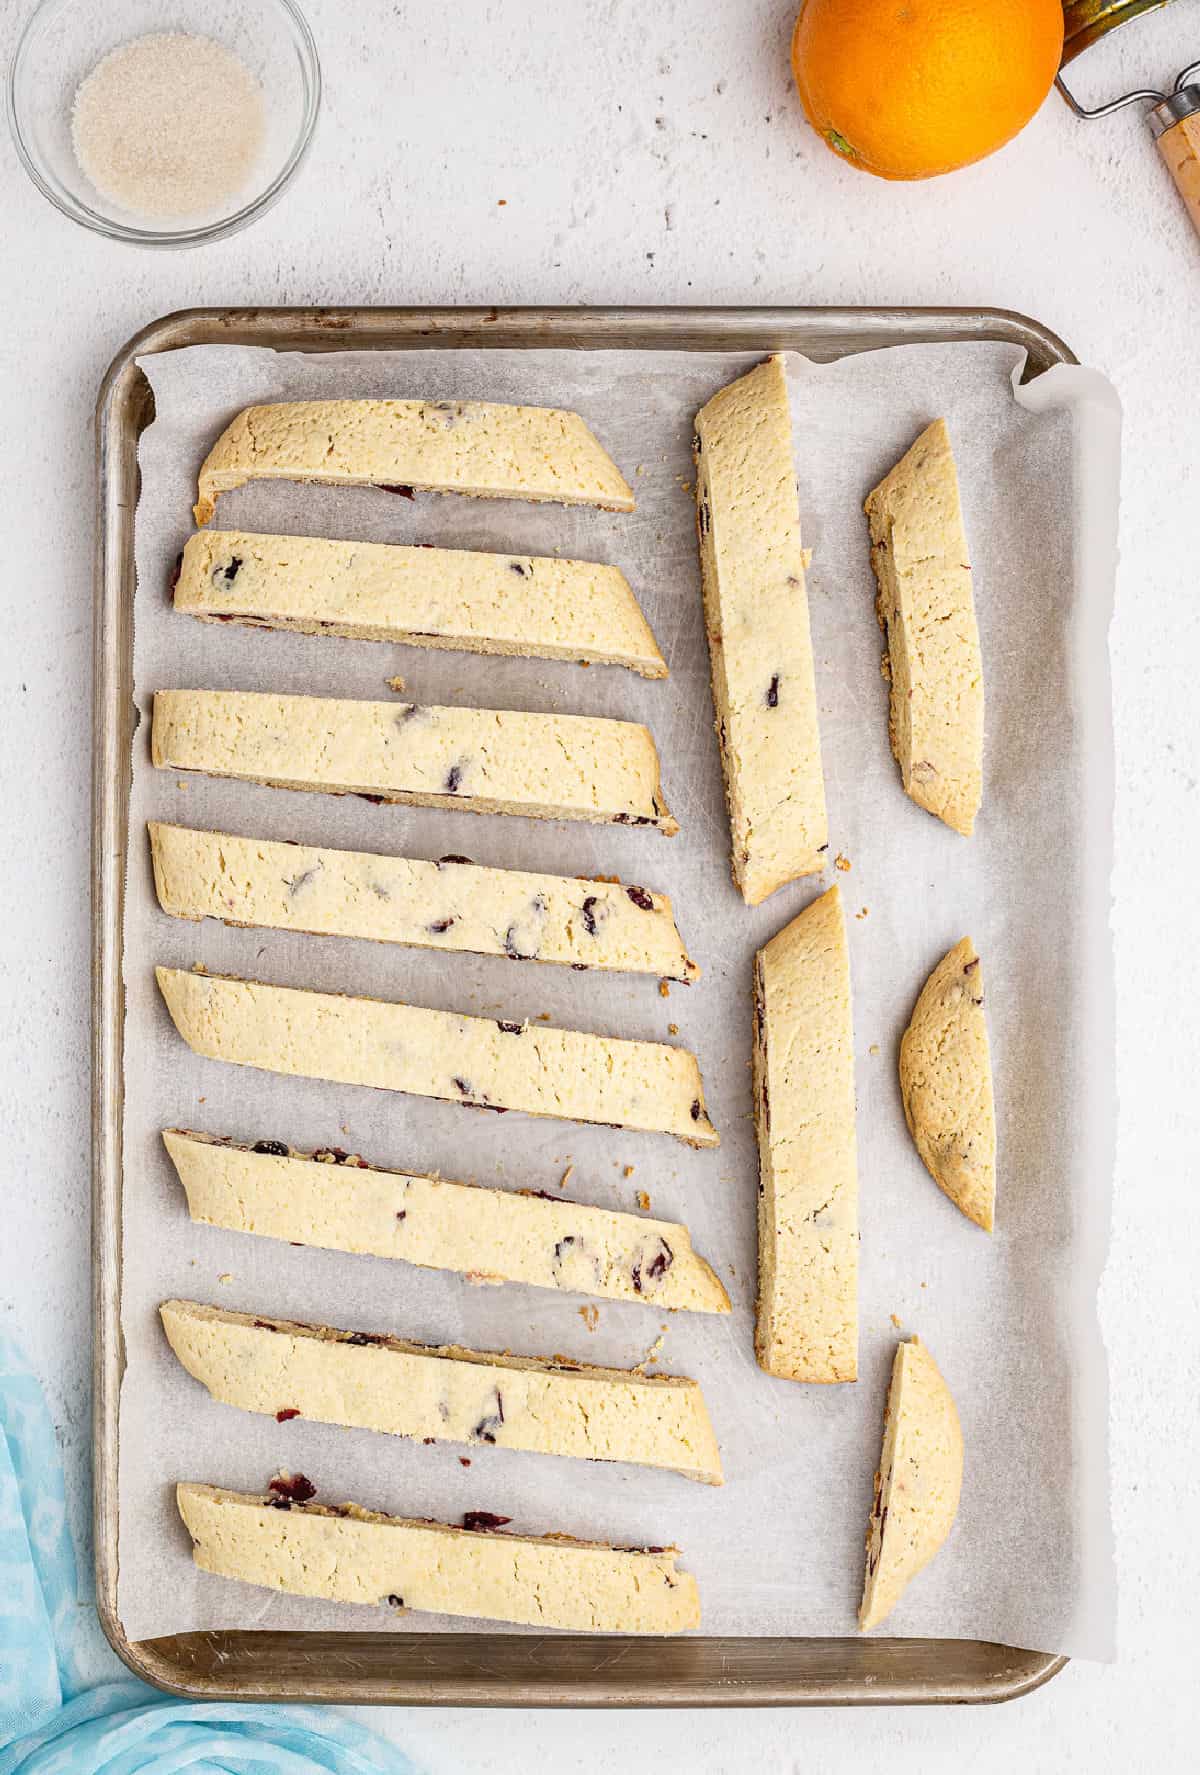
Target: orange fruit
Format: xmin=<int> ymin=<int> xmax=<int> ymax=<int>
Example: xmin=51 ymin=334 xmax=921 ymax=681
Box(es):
xmin=791 ymin=0 xmax=1064 ymax=181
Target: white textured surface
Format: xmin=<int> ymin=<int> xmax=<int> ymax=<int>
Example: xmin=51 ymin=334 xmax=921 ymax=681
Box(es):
xmin=1 ymin=0 xmax=1196 ymax=1765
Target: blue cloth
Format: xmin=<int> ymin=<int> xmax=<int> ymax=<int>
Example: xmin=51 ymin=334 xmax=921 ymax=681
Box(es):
xmin=0 ymin=1334 xmax=413 ymax=1775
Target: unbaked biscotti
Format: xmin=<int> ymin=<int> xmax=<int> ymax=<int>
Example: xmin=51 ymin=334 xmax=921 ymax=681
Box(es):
xmin=194 ymin=398 xmax=635 ymax=526
xmin=177 ymin=1483 xmax=700 ymax=1634
xmin=148 ymin=824 xmax=699 ymax=982
xmin=753 ymin=884 xmax=858 ymax=1383
xmin=151 ymin=690 xmax=678 ymax=834
xmin=864 ymin=419 xmax=984 ymax=837
xmin=175 ymin=530 xmax=666 ymax=676
xmin=693 ymin=356 xmax=828 ymax=904
xmin=160 ymin=1300 xmax=723 ymax=1484
xmin=899 ymin=937 xmax=996 ymax=1232
xmin=859 ymin=1336 xmax=963 ymax=1631
xmin=164 ymin=1130 xmax=731 ymax=1313
xmin=156 ymin=970 xmax=719 ymax=1146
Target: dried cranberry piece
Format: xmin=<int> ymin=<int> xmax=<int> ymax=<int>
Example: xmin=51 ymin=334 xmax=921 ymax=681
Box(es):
xmin=444 ymin=763 xmax=463 ymax=794
xmin=462 ymin=1510 xmax=512 ymax=1532
xmin=437 ymin=854 xmax=473 ymax=867
xmin=626 ymin=885 xmax=654 ymax=912
xmin=275 ymin=1408 xmax=301 ymax=1422
xmin=428 ymin=916 xmax=456 ymax=933
xmin=508 ymin=561 xmax=528 ymax=576
xmin=765 ymin=674 xmax=780 ymax=708
xmin=496 ymin=1020 xmax=523 ymax=1034
xmin=344 ymin=1331 xmax=387 ymax=1347
xmin=377 ymin=484 xmax=415 ymax=498
xmin=385 ymin=1593 xmax=405 ymax=1607
xmin=580 ymin=895 xmax=599 ymax=936
xmin=690 ymin=1099 xmax=702 ymax=1121
xmin=472 ymin=1389 xmax=505 ymax=1443
xmin=218 ymin=555 xmax=243 ymax=586
xmin=357 ymin=793 xmax=387 ymax=805
xmin=269 ymin=1472 xmax=316 ymax=1503
xmin=252 ymin=1139 xmax=289 ymax=1157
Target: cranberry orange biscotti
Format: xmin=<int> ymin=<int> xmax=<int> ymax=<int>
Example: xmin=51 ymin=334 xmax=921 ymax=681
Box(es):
xmin=177 ymin=1485 xmax=700 ymax=1633
xmin=692 ymin=355 xmax=828 ymax=904
xmin=160 ymin=1301 xmax=723 ymax=1484
xmin=156 ymin=970 xmax=719 ymax=1146
xmin=175 ymin=531 xmax=666 ymax=677
xmin=149 ymin=825 xmax=699 ymax=982
xmin=152 ymin=690 xmax=678 ymax=834
xmin=193 ymin=397 xmax=635 ymax=526
xmin=753 ymin=884 xmax=858 ymax=1383
xmin=859 ymin=1336 xmax=963 ymax=1631
xmin=864 ymin=418 xmax=984 ymax=837
xmin=163 ymin=1131 xmax=731 ymax=1313
xmin=899 ymin=937 xmax=996 ymax=1232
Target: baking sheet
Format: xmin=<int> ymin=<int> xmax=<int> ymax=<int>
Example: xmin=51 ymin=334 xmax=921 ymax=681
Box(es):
xmin=116 ymin=340 xmax=1118 ymax=1658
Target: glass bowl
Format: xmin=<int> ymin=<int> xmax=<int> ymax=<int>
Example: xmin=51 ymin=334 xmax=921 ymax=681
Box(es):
xmin=7 ymin=0 xmax=321 ymax=247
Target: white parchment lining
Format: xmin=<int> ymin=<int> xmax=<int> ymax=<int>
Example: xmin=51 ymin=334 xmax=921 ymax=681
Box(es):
xmin=115 ymin=340 xmax=1119 ymax=1658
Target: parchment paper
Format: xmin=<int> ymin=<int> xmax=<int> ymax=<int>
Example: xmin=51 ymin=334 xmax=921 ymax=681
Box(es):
xmin=117 ymin=338 xmax=1119 ymax=1658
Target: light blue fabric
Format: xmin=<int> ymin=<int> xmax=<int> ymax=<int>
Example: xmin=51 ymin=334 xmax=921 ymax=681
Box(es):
xmin=0 ymin=1334 xmax=413 ymax=1775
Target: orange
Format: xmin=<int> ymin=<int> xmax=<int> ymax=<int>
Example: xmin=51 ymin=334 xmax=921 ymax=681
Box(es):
xmin=791 ymin=0 xmax=1064 ymax=181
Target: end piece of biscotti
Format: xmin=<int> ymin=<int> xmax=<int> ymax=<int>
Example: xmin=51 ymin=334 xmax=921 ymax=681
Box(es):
xmin=859 ymin=1336 xmax=963 ymax=1631
xmin=160 ymin=1300 xmax=722 ymax=1484
xmin=899 ymin=937 xmax=996 ymax=1232
xmin=175 ymin=531 xmax=666 ymax=677
xmin=194 ymin=397 xmax=634 ymax=526
xmin=177 ymin=1483 xmax=700 ymax=1634
xmin=148 ymin=824 xmax=698 ymax=982
xmin=864 ymin=419 xmax=983 ymax=837
xmin=164 ymin=1130 xmax=730 ymax=1313
xmin=753 ymin=883 xmax=858 ymax=1382
xmin=693 ymin=355 xmax=828 ymax=904
xmin=156 ymin=969 xmax=719 ymax=1147
xmin=151 ymin=690 xmax=678 ymax=834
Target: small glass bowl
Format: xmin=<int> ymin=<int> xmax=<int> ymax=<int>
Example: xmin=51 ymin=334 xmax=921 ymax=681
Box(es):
xmin=7 ymin=0 xmax=321 ymax=248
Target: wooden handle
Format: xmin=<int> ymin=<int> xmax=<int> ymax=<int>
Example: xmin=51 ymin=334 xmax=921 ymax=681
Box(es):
xmin=1156 ymin=112 xmax=1200 ymax=238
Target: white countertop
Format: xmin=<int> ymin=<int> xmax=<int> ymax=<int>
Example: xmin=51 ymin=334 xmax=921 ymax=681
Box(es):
xmin=2 ymin=0 xmax=1196 ymax=1766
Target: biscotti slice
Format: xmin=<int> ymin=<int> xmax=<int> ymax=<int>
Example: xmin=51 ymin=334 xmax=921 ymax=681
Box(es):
xmin=692 ymin=355 xmax=828 ymax=904
xmin=164 ymin=1131 xmax=730 ymax=1313
xmin=156 ymin=970 xmax=719 ymax=1147
xmin=178 ymin=1484 xmax=698 ymax=1633
xmin=859 ymin=1336 xmax=963 ymax=1631
xmin=152 ymin=690 xmax=678 ymax=834
xmin=193 ymin=397 xmax=634 ymax=526
xmin=753 ymin=884 xmax=858 ymax=1382
xmin=864 ymin=419 xmax=984 ymax=837
xmin=899 ymin=937 xmax=996 ymax=1232
xmin=175 ymin=531 xmax=666 ymax=677
xmin=149 ymin=825 xmax=699 ymax=982
xmin=161 ymin=1300 xmax=722 ymax=1484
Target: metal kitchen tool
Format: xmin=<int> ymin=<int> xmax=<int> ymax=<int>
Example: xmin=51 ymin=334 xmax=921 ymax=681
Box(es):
xmin=1058 ymin=1 xmax=1200 ymax=236
xmin=95 ymin=304 xmax=1083 ymax=1709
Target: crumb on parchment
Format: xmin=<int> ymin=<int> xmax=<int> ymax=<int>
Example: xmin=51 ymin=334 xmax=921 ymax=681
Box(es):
xmin=668 ymin=1022 xmax=679 ymax=1035
xmin=637 ymin=1190 xmax=651 ymax=1211
xmin=659 ymin=979 xmax=670 ymax=998
xmin=835 ymin=853 xmax=851 ymax=872
xmin=559 ymin=1164 xmax=574 ymax=1190
xmin=578 ymin=1304 xmax=599 ymax=1332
